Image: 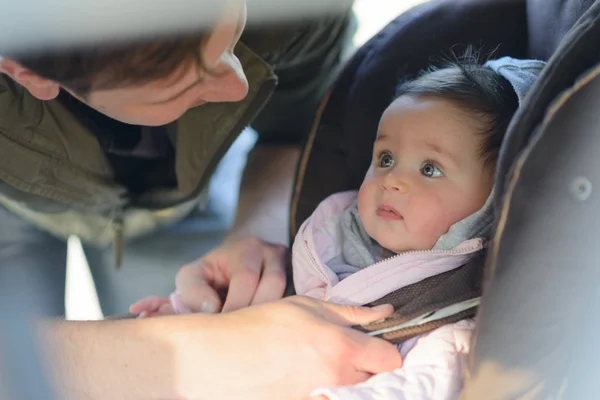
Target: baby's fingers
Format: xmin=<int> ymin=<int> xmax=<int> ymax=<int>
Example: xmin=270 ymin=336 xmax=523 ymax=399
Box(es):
xmin=129 ymin=296 xmax=171 ymax=315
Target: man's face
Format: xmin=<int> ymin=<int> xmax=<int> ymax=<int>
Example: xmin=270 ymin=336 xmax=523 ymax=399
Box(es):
xmin=75 ymin=0 xmax=249 ymax=126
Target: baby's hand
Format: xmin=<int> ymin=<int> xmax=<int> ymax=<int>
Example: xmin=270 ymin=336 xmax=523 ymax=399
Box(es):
xmin=129 ymin=296 xmax=175 ymax=318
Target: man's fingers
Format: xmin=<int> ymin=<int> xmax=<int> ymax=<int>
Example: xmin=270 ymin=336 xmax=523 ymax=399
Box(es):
xmin=318 ymin=301 xmax=395 ymax=326
xmin=176 ymin=263 xmax=223 ymax=313
xmin=308 ymin=394 xmax=334 ymax=400
xmin=220 ymin=241 xmax=266 ymax=312
xmin=308 ymin=369 xmax=371 ymax=397
xmin=180 ymin=282 xmax=223 ymax=313
xmin=345 ymin=328 xmax=403 ymax=375
xmin=336 ymin=370 xmax=373 ymax=387
xmin=351 ymin=371 xmax=372 ymax=384
xmin=250 ymin=244 xmax=288 ymax=306
xmin=319 ymin=301 xmax=403 ymax=375
xmin=221 ymin=265 xmax=261 ymax=312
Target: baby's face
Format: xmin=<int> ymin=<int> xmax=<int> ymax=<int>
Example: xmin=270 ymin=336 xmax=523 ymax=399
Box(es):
xmin=358 ymin=95 xmax=494 ymax=253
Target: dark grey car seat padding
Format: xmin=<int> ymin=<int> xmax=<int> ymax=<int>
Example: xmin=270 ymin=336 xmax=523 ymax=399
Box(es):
xmin=461 ymin=66 xmax=600 ymax=400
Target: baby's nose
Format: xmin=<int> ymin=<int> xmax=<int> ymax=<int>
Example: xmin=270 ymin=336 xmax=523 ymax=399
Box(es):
xmin=381 ymin=174 xmax=409 ymax=193
xmin=390 ymin=181 xmax=409 ymax=193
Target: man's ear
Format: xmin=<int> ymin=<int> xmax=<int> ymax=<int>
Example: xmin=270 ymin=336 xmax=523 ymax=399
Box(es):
xmin=0 ymin=59 xmax=60 ymax=100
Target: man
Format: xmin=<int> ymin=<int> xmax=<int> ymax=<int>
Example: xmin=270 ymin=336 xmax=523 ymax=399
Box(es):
xmin=0 ymin=0 xmax=352 ymax=315
xmin=0 ymin=0 xmax=405 ymax=398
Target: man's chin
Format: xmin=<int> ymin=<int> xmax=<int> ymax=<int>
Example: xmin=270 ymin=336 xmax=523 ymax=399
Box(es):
xmin=190 ymin=99 xmax=207 ymax=108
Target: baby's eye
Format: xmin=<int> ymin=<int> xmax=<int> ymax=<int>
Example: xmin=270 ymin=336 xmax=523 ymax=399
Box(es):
xmin=378 ymin=152 xmax=394 ymax=168
xmin=421 ymin=162 xmax=443 ymax=178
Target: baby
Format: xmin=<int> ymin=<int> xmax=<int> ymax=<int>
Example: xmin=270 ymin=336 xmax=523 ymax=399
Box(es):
xmin=132 ymin=54 xmax=545 ymax=399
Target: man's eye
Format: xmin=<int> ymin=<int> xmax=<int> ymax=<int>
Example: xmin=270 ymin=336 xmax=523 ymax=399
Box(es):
xmin=378 ymin=152 xmax=394 ymax=168
xmin=421 ymin=162 xmax=443 ymax=178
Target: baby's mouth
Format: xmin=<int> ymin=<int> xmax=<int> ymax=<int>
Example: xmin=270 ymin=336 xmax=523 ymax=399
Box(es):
xmin=376 ymin=204 xmax=403 ymax=221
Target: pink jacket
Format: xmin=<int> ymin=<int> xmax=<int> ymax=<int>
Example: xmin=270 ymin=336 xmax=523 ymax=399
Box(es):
xmin=292 ymin=191 xmax=484 ymax=400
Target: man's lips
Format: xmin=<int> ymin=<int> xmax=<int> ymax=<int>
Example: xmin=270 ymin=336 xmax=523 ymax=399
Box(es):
xmin=376 ymin=204 xmax=403 ymax=221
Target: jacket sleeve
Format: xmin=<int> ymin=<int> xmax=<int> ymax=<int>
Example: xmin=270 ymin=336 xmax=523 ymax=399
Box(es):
xmin=311 ymin=320 xmax=475 ymax=400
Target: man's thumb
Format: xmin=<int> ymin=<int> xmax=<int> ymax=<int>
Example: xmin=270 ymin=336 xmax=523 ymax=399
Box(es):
xmin=178 ymin=283 xmax=223 ymax=313
xmin=324 ymin=303 xmax=394 ymax=326
xmin=176 ymin=264 xmax=223 ymax=313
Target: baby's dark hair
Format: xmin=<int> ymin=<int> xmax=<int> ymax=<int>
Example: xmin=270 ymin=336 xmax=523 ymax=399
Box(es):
xmin=394 ymin=49 xmax=519 ymax=167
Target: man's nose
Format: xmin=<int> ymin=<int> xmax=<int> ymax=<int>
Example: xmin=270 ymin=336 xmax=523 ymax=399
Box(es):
xmin=204 ymin=51 xmax=249 ymax=101
xmin=221 ymin=51 xmax=249 ymax=99
xmin=380 ymin=171 xmax=409 ymax=194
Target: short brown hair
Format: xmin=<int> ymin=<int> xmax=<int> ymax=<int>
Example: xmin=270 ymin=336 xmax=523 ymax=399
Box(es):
xmin=10 ymin=31 xmax=210 ymax=96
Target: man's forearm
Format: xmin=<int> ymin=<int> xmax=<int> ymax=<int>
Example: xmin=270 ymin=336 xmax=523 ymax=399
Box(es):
xmin=36 ymin=317 xmax=207 ymax=399
xmin=226 ymin=144 xmax=301 ymax=246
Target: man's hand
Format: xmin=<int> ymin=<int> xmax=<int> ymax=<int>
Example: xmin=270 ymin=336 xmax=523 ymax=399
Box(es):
xmin=174 ymin=296 xmax=404 ymax=400
xmin=40 ymin=296 xmax=402 ymax=400
xmin=174 ymin=237 xmax=289 ymax=313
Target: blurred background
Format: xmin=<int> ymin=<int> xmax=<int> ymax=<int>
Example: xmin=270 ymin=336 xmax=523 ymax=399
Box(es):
xmin=64 ymin=0 xmax=429 ymax=320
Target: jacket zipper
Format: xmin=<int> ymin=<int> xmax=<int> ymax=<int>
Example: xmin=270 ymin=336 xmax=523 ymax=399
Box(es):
xmin=303 ymin=240 xmax=334 ymax=287
xmin=367 ymin=242 xmax=484 ymax=268
xmin=112 ymin=209 xmax=124 ymax=269
xmin=304 ymin=239 xmax=484 ymax=289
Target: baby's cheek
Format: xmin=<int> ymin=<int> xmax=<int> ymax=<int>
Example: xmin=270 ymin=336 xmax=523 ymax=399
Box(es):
xmin=413 ymin=221 xmax=449 ymax=248
xmin=359 ymin=212 xmax=378 ymax=242
xmin=409 ymin=199 xmax=455 ymax=247
xmin=357 ymin=182 xmax=377 ymax=229
xmin=357 ymin=180 xmax=375 ymax=210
